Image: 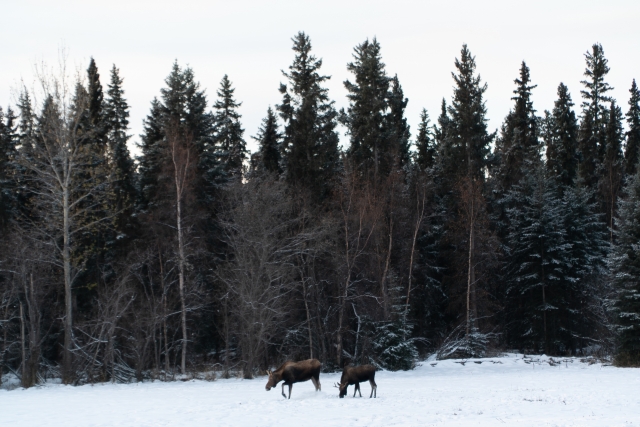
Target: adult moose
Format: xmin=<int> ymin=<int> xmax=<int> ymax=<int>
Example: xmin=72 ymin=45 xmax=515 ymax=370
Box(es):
xmin=335 ymin=364 xmax=377 ymax=398
xmin=265 ymin=359 xmax=322 ymax=399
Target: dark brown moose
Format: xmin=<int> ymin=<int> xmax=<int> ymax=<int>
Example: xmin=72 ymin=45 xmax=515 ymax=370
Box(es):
xmin=335 ymin=364 xmax=377 ymax=398
xmin=265 ymin=359 xmax=322 ymax=399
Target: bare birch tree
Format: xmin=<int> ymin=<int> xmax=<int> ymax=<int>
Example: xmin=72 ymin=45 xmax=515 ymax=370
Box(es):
xmin=217 ymin=177 xmax=297 ymax=378
xmin=18 ymin=59 xmax=110 ymax=382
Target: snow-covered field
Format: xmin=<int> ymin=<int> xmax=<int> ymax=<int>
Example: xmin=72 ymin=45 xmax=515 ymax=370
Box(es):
xmin=1 ymin=354 xmax=639 ymax=427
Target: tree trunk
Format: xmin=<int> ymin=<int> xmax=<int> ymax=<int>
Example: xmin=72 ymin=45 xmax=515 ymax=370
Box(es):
xmin=405 ymin=185 xmax=426 ymax=318
xmin=541 ymin=257 xmax=548 ymax=355
xmin=466 ymin=190 xmax=475 ymax=337
xmin=62 ymin=183 xmax=73 ymax=384
xmin=20 ymin=302 xmax=25 ymax=383
xmin=171 ymin=137 xmax=189 ymax=376
xmin=23 ymin=274 xmax=41 ymax=388
xmin=302 ymin=278 xmax=313 ymax=359
xmin=380 ymin=217 xmax=393 ymax=320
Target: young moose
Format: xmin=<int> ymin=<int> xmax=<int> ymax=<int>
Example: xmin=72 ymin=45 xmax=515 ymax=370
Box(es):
xmin=336 ymin=364 xmax=377 ymax=398
xmin=265 ymin=359 xmax=322 ymax=399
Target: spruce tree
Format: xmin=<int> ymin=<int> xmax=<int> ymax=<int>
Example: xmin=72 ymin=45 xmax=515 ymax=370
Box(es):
xmin=14 ymin=91 xmax=36 ymax=219
xmin=0 ymin=106 xmax=17 ymax=230
xmin=212 ymin=75 xmax=247 ymax=181
xmin=138 ymin=98 xmax=165 ymax=210
xmin=610 ymin=170 xmax=640 ymax=365
xmin=104 ymin=65 xmax=136 ymax=251
xmin=494 ymin=62 xmax=539 ymax=193
xmin=73 ymin=59 xmax=110 ymax=305
xmin=447 ymin=44 xmax=494 ymax=181
xmin=561 ymin=184 xmax=609 ymax=352
xmin=438 ymin=45 xmax=496 ymax=355
xmin=578 ymin=43 xmax=613 ymax=189
xmin=545 ymin=83 xmax=579 ymax=187
xmin=503 ymin=165 xmax=567 ymax=354
xmin=87 ymin=58 xmax=106 ymax=140
xmin=253 ymin=106 xmax=281 ymax=174
xmin=278 ymin=32 xmax=339 ymax=198
xmin=600 ymin=100 xmax=624 ymax=242
xmin=387 ymin=74 xmax=411 ymax=169
xmin=415 ymin=109 xmax=435 ymax=171
xmin=342 ymin=38 xmax=390 ymax=179
xmin=625 ymin=80 xmax=640 ymax=177
xmin=138 ymin=62 xmax=215 ymax=209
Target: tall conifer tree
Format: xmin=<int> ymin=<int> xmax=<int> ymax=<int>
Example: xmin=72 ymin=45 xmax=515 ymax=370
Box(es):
xmin=494 ymin=62 xmax=539 ymax=193
xmin=439 ymin=45 xmax=496 ymax=353
xmin=212 ymin=75 xmax=247 ymax=181
xmin=503 ymin=164 xmax=566 ymax=354
xmin=545 ymin=83 xmax=579 ymax=187
xmin=253 ymin=106 xmax=281 ymax=174
xmin=600 ymin=101 xmax=624 ymax=242
xmin=0 ymin=107 xmax=17 ymax=230
xmin=610 ymin=169 xmax=640 ymax=365
xmin=104 ymin=65 xmax=136 ymax=251
xmin=625 ymin=80 xmax=640 ymax=177
xmin=278 ymin=32 xmax=339 ymax=198
xmin=387 ymin=74 xmax=411 ymax=169
xmin=342 ymin=38 xmax=390 ymax=179
xmin=415 ymin=109 xmax=435 ymax=171
xmin=578 ymin=43 xmax=613 ymax=189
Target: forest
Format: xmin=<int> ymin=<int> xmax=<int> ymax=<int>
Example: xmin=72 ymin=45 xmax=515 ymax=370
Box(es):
xmin=1 ymin=32 xmax=639 ymax=388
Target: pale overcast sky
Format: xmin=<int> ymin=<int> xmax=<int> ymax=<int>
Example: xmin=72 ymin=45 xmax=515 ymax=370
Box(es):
xmin=1 ymin=0 xmax=639 ymax=154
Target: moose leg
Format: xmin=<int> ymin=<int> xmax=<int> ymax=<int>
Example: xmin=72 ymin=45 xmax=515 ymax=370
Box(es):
xmin=281 ymin=383 xmax=287 ymax=399
xmin=369 ymin=379 xmax=377 ymax=398
xmin=357 ymin=383 xmax=362 ymax=397
xmin=315 ymin=373 xmax=321 ymax=391
xmin=287 ymin=383 xmax=292 ymax=399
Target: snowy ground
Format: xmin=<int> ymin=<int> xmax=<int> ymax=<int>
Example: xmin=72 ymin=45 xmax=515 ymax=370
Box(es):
xmin=1 ymin=354 xmax=639 ymax=427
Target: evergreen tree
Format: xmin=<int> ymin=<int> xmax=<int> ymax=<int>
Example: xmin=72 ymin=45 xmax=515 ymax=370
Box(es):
xmin=212 ymin=75 xmax=247 ymax=181
xmin=342 ymin=38 xmax=390 ymax=178
xmin=578 ymin=43 xmax=613 ymax=189
xmin=625 ymin=80 xmax=640 ymax=177
xmin=87 ymin=58 xmax=106 ymax=139
xmin=600 ymin=100 xmax=624 ymax=242
xmin=372 ymin=310 xmax=418 ymax=370
xmin=278 ymin=32 xmax=339 ymax=198
xmin=447 ymin=44 xmax=494 ymax=181
xmin=491 ymin=62 xmax=539 ymax=244
xmin=415 ymin=109 xmax=435 ymax=171
xmin=503 ymin=167 xmax=567 ymax=353
xmin=610 ymin=170 xmax=640 ymax=365
xmin=0 ymin=106 xmax=17 ymax=230
xmin=545 ymin=83 xmax=579 ymax=187
xmin=561 ymin=184 xmax=609 ymax=352
xmin=73 ymin=59 xmax=111 ymax=304
xmin=14 ymin=91 xmax=37 ymax=218
xmin=138 ymin=62 xmax=215 ymax=209
xmin=494 ymin=62 xmax=539 ymax=193
xmin=137 ymin=98 xmax=165 ymax=210
xmin=387 ymin=74 xmax=411 ymax=169
xmin=104 ymin=65 xmax=137 ymax=251
xmin=252 ymin=106 xmax=281 ymax=174
xmin=437 ymin=45 xmax=496 ymax=355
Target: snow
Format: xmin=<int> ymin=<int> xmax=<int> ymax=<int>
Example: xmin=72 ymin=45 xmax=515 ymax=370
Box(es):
xmin=1 ymin=354 xmax=639 ymax=426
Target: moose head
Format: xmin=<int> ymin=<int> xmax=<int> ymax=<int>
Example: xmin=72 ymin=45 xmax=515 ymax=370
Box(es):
xmin=334 ymin=381 xmax=349 ymax=398
xmin=265 ymin=370 xmax=277 ymax=391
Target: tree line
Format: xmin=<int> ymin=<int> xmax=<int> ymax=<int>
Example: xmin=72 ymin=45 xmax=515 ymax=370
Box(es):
xmin=1 ymin=33 xmax=640 ymax=387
